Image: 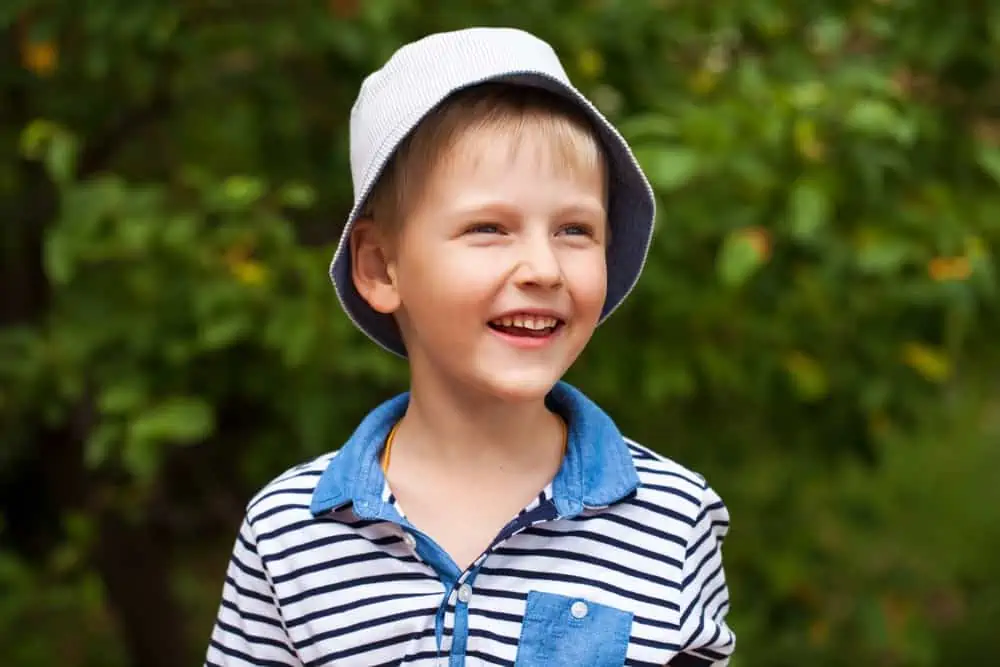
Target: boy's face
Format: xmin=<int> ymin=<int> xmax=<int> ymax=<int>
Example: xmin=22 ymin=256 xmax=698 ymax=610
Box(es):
xmin=357 ymin=126 xmax=608 ymax=404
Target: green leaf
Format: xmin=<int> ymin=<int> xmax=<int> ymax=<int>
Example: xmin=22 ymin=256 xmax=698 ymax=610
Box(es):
xmin=19 ymin=119 xmax=79 ymax=184
xmin=846 ymin=100 xmax=899 ymax=132
xmin=97 ymin=378 xmax=147 ymax=415
xmin=127 ymin=396 xmax=215 ymax=446
xmin=84 ymin=422 xmax=122 ymax=468
xmin=278 ymin=182 xmax=317 ymax=209
xmin=122 ymin=435 xmax=160 ymax=484
xmin=854 ymin=230 xmax=912 ymax=275
xmin=901 ymin=342 xmax=952 ymax=383
xmin=976 ymin=147 xmax=1000 ymax=186
xmin=809 ymin=16 xmax=847 ymax=54
xmin=845 ymin=99 xmax=916 ymax=145
xmin=42 ymin=232 xmax=74 ymax=285
xmin=787 ymin=81 xmax=827 ymax=110
xmin=634 ymin=146 xmax=700 ymax=192
xmin=784 ymin=351 xmax=829 ymax=401
xmin=788 ymin=179 xmax=831 ymax=242
xmin=716 ymin=229 xmax=767 ymax=287
xmin=617 ymin=114 xmax=678 ymax=143
xmin=19 ymin=119 xmax=61 ymax=159
xmin=199 ymin=313 xmax=252 ymax=350
xmin=45 ymin=132 xmax=79 ymax=185
xmin=221 ymin=175 xmax=266 ymax=207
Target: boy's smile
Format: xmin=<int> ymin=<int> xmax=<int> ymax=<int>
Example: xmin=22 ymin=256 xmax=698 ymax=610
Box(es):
xmin=487 ymin=308 xmax=566 ymax=348
xmin=377 ymin=123 xmax=608 ymax=402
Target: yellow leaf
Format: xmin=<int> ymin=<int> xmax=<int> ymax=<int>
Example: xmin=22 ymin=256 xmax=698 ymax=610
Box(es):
xmin=224 ymin=244 xmax=267 ymax=286
xmin=793 ymin=118 xmax=826 ymax=162
xmin=927 ymin=256 xmax=971 ymax=282
xmin=965 ymin=235 xmax=987 ymax=259
xmin=230 ymin=260 xmax=267 ymax=286
xmin=740 ymin=226 xmax=772 ymax=261
xmin=577 ymin=49 xmax=604 ymax=79
xmin=21 ymin=40 xmax=58 ymax=77
xmin=901 ymin=342 xmax=951 ymax=382
xmin=688 ymin=68 xmax=718 ymax=95
xmin=881 ymin=595 xmax=912 ymax=636
xmin=808 ymin=618 xmax=830 ymax=646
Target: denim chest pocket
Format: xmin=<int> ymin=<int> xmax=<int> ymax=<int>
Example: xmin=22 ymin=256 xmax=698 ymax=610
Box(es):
xmin=514 ymin=591 xmax=634 ymax=667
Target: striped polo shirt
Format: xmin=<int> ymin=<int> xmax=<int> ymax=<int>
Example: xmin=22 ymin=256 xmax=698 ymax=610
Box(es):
xmin=205 ymin=382 xmax=735 ymax=667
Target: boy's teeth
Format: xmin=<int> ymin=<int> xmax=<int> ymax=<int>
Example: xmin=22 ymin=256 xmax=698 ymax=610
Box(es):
xmin=492 ymin=316 xmax=559 ymax=330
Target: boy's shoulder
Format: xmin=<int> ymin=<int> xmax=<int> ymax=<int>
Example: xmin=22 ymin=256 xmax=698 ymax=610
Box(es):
xmin=622 ymin=436 xmax=730 ymax=524
xmin=243 ymin=451 xmax=339 ymax=527
xmin=624 ymin=437 xmax=708 ymax=487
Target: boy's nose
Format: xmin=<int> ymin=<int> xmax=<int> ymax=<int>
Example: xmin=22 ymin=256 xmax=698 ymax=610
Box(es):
xmin=513 ymin=237 xmax=563 ymax=289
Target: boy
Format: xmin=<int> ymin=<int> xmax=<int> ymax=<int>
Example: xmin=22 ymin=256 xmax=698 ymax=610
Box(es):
xmin=206 ymin=27 xmax=734 ymax=667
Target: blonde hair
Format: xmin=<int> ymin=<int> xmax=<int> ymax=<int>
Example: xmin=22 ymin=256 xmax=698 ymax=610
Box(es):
xmin=362 ymin=82 xmax=607 ymax=230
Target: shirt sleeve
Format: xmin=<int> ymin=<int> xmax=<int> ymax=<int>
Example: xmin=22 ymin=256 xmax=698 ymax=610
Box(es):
xmin=205 ymin=517 xmax=301 ymax=667
xmin=673 ymin=483 xmax=736 ymax=666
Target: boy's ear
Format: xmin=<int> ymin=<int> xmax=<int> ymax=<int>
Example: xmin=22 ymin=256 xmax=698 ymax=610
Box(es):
xmin=349 ymin=218 xmax=400 ymax=314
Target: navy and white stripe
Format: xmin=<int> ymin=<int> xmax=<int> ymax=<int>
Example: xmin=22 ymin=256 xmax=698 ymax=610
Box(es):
xmin=206 ymin=382 xmax=735 ymax=666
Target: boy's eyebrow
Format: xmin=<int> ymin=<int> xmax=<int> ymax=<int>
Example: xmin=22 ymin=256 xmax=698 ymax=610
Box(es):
xmin=444 ymin=198 xmax=607 ymax=221
xmin=554 ymin=202 xmax=608 ymax=220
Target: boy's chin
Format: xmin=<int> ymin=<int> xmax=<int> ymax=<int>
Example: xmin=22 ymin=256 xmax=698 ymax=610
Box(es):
xmin=471 ymin=368 xmax=566 ymax=404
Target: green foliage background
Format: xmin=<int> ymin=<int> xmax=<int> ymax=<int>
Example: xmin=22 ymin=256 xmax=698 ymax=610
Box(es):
xmin=2 ymin=1 xmax=1000 ymax=665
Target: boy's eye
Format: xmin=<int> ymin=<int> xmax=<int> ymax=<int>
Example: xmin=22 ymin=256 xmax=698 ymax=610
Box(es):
xmin=466 ymin=223 xmax=504 ymax=235
xmin=559 ymin=223 xmax=596 ymax=237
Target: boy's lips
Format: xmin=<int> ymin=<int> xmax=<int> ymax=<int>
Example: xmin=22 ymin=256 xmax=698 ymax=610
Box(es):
xmin=488 ymin=322 xmax=564 ymax=348
xmin=486 ymin=308 xmax=567 ymax=348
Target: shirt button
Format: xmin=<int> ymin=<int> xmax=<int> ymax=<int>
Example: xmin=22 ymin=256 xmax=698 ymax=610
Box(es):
xmin=402 ymin=532 xmax=416 ymax=549
xmin=457 ymin=584 xmax=473 ymax=603
xmin=570 ymin=600 xmax=589 ymax=619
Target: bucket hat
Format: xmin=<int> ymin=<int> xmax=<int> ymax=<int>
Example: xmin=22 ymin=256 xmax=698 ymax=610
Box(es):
xmin=330 ymin=27 xmax=656 ymax=357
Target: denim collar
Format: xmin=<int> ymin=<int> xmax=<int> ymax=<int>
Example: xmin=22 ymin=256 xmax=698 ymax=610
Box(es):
xmin=309 ymin=381 xmax=639 ymax=520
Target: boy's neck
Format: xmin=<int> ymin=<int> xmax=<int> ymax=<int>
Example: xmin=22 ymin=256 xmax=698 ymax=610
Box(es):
xmin=393 ymin=376 xmax=565 ymax=473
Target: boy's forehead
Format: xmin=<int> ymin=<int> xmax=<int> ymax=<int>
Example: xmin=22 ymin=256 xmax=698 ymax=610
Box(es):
xmin=433 ymin=121 xmax=604 ymax=181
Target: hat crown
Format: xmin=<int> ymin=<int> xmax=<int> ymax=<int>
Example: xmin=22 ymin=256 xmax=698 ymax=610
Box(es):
xmin=348 ymin=28 xmax=571 ymax=201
